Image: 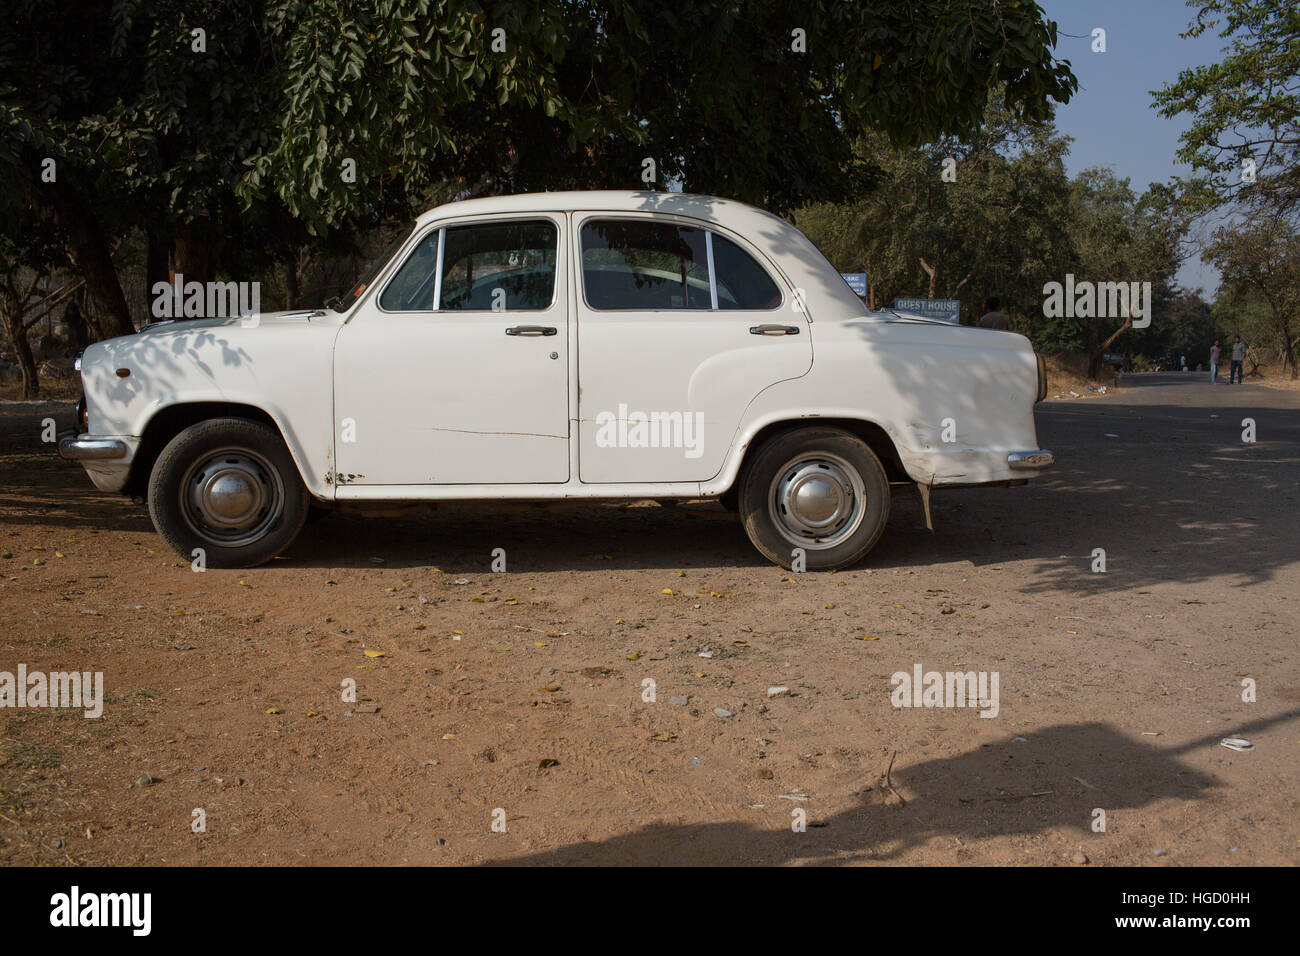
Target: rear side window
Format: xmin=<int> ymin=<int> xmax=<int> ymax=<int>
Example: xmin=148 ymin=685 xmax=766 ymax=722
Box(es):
xmin=581 ymin=219 xmax=780 ymax=311
xmin=379 ymin=219 xmax=557 ymax=312
xmin=712 ymin=234 xmax=782 ymax=310
xmin=581 ymin=220 xmax=712 ymax=310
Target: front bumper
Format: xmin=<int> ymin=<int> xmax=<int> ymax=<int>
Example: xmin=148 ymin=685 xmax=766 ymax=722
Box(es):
xmin=57 ymin=431 xmax=129 ymax=461
xmin=57 ymin=429 xmax=138 ymax=493
xmin=1007 ymin=449 xmax=1054 ymax=470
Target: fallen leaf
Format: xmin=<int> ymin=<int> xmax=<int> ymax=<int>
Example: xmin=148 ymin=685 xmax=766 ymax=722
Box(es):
xmin=363 ymin=649 xmax=386 ymax=658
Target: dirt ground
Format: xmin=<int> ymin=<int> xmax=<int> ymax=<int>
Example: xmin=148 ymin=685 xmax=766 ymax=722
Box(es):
xmin=1 ymin=372 xmax=1296 ymax=866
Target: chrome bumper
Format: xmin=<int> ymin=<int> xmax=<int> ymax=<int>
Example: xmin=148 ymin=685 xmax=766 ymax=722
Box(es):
xmin=1007 ymin=450 xmax=1054 ymax=470
xmin=57 ymin=431 xmax=130 ymax=461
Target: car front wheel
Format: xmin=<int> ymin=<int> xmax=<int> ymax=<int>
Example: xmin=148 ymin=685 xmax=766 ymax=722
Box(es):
xmin=147 ymin=417 xmax=310 ymax=568
xmin=739 ymin=427 xmax=890 ymax=570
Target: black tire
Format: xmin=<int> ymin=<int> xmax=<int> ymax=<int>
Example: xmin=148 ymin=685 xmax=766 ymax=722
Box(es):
xmin=147 ymin=417 xmax=310 ymax=568
xmin=739 ymin=426 xmax=890 ymax=570
xmin=718 ymin=485 xmax=740 ymax=513
xmin=306 ymin=504 xmax=334 ymax=523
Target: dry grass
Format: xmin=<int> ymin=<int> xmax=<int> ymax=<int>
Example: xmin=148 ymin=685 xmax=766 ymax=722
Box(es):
xmin=1042 ymin=352 xmax=1117 ymax=400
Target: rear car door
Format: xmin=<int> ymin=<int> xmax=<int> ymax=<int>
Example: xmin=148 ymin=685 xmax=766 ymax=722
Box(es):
xmin=574 ymin=214 xmax=811 ymax=483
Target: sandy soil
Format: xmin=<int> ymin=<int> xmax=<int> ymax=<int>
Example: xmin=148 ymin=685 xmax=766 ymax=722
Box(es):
xmin=1 ymin=372 xmax=1296 ymax=866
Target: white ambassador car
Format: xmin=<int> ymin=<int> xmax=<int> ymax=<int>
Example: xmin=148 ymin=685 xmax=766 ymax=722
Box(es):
xmin=59 ymin=190 xmax=1051 ymax=569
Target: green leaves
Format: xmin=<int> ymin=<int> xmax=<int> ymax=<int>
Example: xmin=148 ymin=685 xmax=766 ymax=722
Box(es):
xmin=1152 ymin=0 xmax=1300 ymax=214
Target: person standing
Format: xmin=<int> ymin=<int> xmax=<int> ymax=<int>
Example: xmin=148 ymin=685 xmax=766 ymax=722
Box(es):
xmin=978 ymin=296 xmax=1011 ymax=330
xmin=1230 ymin=336 xmax=1246 ymax=384
xmin=1210 ymin=340 xmax=1222 ymax=383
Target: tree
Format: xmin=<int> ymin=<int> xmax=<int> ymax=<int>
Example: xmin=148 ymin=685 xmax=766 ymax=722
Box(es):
xmin=796 ymin=97 xmax=1076 ymax=330
xmin=240 ymin=1 xmax=1078 ymax=229
xmin=1204 ymin=214 xmax=1300 ymax=377
xmin=0 ymin=212 xmax=71 ymax=398
xmin=1063 ymin=172 xmax=1187 ymax=377
xmin=1152 ymin=0 xmax=1300 ymax=216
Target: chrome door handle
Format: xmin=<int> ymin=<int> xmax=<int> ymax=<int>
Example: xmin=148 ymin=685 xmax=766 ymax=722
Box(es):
xmin=749 ymin=324 xmax=800 ymax=335
xmin=505 ymin=325 xmax=557 ymax=336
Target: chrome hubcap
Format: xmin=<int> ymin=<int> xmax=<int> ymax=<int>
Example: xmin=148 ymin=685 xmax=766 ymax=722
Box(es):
xmin=181 ymin=448 xmax=282 ymax=547
xmin=769 ymin=453 xmax=866 ymax=549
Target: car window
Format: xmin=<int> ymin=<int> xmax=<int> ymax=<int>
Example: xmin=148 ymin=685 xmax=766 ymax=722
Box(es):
xmin=379 ymin=230 xmax=440 ymax=311
xmin=582 ymin=220 xmax=711 ymax=310
xmin=440 ymin=220 xmax=557 ymax=311
xmin=711 ymin=234 xmax=781 ymax=310
xmin=379 ymin=219 xmax=557 ymax=312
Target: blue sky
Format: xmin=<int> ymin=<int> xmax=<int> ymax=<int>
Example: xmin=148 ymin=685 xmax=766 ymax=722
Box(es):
xmin=1039 ymin=0 xmax=1227 ymax=295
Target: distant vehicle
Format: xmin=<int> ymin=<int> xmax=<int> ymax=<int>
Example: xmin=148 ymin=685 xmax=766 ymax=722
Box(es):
xmin=59 ymin=191 xmax=1053 ymax=570
xmin=1102 ymin=352 xmax=1125 ymax=371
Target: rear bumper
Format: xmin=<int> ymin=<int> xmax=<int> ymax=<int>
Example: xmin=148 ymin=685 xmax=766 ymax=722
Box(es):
xmin=1007 ymin=449 xmax=1054 ymax=470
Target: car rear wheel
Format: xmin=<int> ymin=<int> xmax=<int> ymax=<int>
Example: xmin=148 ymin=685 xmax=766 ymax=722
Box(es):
xmin=147 ymin=418 xmax=310 ymax=568
xmin=739 ymin=427 xmax=890 ymax=570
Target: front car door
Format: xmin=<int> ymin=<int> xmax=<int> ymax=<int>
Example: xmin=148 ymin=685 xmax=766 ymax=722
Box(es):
xmin=333 ymin=213 xmax=569 ymax=485
xmin=574 ymin=214 xmax=812 ymax=483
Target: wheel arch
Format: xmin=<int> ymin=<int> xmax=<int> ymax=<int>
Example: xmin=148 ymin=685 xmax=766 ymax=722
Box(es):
xmin=721 ymin=416 xmax=911 ymax=494
xmin=124 ymin=402 xmax=309 ymax=499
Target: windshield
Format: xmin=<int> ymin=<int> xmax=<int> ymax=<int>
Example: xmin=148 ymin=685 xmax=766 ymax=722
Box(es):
xmin=327 ymin=225 xmax=415 ymax=312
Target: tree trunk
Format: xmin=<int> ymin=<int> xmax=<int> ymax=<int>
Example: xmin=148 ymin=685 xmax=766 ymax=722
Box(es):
xmin=285 ymin=257 xmax=300 ymax=311
xmin=48 ymin=187 xmax=135 ymax=339
xmin=2 ymin=307 xmax=39 ymax=399
xmin=919 ymin=257 xmax=937 ymax=298
xmin=173 ymin=217 xmax=223 ymax=287
xmin=62 ymin=296 xmax=91 ymax=353
xmin=146 ymin=228 xmax=171 ymax=322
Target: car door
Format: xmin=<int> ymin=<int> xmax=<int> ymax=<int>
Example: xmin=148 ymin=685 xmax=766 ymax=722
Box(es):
xmin=333 ymin=213 xmax=569 ymax=485
xmin=574 ymin=214 xmax=811 ymax=483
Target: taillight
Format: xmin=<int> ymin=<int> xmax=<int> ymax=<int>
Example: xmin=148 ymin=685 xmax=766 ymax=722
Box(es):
xmin=76 ymin=397 xmax=88 ymax=432
xmin=1035 ymin=353 xmax=1047 ymax=403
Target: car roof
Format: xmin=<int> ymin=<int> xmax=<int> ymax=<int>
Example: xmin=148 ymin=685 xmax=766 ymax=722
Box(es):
xmin=415 ymin=190 xmax=780 ymax=229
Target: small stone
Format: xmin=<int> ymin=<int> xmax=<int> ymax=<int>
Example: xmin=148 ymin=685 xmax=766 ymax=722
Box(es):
xmin=754 ymin=768 xmax=774 ymax=779
xmin=1153 ymin=848 xmax=1167 ymax=857
xmin=89 ymin=573 xmax=108 ymax=579
xmin=1071 ymin=851 xmax=1089 ymax=864
xmin=713 ymin=707 xmax=733 ymax=718
xmin=134 ymin=773 xmax=155 ymax=788
xmin=767 ymin=686 xmax=791 ymax=698
xmin=669 ymin=695 xmax=690 ymax=706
